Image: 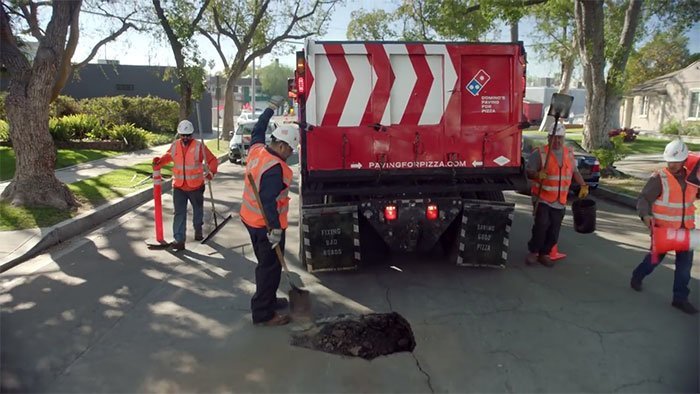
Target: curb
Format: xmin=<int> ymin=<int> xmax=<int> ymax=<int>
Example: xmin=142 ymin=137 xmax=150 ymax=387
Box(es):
xmin=592 ymin=186 xmax=636 ymax=210
xmin=0 ymin=153 xmax=229 ymax=273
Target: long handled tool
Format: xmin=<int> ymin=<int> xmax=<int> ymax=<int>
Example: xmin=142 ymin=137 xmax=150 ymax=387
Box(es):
xmin=247 ymin=173 xmax=311 ymax=319
xmin=196 ymin=102 xmax=233 ymax=244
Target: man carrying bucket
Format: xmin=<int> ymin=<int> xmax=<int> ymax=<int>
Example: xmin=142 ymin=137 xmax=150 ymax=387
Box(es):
xmin=525 ymin=124 xmax=589 ymax=267
xmin=631 ymin=139 xmax=698 ymax=314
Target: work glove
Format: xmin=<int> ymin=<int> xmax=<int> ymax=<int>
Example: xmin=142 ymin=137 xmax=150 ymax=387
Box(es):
xmin=152 ymin=157 xmax=161 ymax=166
xmin=205 ymin=172 xmax=214 ymax=181
xmin=268 ymin=95 xmax=285 ymax=110
xmin=537 ymin=171 xmax=548 ymax=181
xmin=268 ymin=228 xmax=283 ymax=249
xmin=578 ymin=184 xmax=589 ymax=199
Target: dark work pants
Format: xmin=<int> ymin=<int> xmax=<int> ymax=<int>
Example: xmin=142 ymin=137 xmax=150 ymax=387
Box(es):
xmin=528 ymin=203 xmax=566 ymax=255
xmin=632 ymin=251 xmax=694 ymax=302
xmin=246 ymin=224 xmax=286 ymax=323
xmin=173 ymin=186 xmax=204 ymax=243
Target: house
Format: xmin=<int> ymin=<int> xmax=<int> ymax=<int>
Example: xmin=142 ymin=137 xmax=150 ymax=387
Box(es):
xmin=621 ymin=60 xmax=700 ymax=131
xmin=208 ymin=75 xmax=266 ymax=116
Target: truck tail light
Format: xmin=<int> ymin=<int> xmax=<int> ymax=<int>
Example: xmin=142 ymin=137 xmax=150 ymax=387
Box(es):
xmin=384 ymin=205 xmax=397 ymax=221
xmin=426 ymin=204 xmax=439 ymax=220
xmin=592 ymin=160 xmax=600 ymax=173
xmin=296 ymin=51 xmax=306 ymax=96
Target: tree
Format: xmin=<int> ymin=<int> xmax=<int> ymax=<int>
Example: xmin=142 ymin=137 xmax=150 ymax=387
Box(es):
xmin=259 ymin=61 xmax=294 ymax=97
xmin=346 ymin=9 xmax=397 ymax=40
xmin=575 ymin=0 xmax=699 ymax=150
xmin=152 ymin=0 xmax=211 ymax=121
xmin=528 ymin=0 xmax=578 ymax=93
xmin=624 ymin=31 xmax=692 ymax=92
xmin=0 ymin=0 xmax=136 ymax=208
xmin=199 ymin=0 xmax=338 ymax=139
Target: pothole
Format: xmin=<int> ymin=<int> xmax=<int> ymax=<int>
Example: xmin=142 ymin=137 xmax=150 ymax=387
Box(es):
xmin=290 ymin=312 xmax=416 ymax=360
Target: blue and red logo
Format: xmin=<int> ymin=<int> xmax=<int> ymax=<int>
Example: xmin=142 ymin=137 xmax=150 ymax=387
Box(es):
xmin=466 ymin=69 xmax=491 ymax=96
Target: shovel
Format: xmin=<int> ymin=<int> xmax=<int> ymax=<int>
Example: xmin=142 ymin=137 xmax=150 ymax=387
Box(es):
xmin=246 ymin=173 xmax=311 ymax=319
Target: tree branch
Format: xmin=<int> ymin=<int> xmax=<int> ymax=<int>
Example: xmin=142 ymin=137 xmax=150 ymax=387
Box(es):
xmin=74 ymin=21 xmax=136 ymax=68
xmin=190 ymin=0 xmax=211 ymax=31
xmin=20 ymin=1 xmax=43 ymax=39
xmin=198 ymin=27 xmax=229 ymax=70
xmin=0 ymin=1 xmax=31 ymax=74
xmin=51 ymin=5 xmax=81 ymax=100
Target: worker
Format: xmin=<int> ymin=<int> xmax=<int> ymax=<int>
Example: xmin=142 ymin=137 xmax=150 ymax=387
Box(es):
xmin=153 ymin=120 xmax=218 ymax=252
xmin=630 ymin=139 xmax=698 ymax=314
xmin=525 ymin=124 xmax=589 ymax=267
xmin=240 ymin=96 xmax=299 ymax=326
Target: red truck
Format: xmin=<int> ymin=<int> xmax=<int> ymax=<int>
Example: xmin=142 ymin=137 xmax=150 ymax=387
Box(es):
xmin=291 ymin=40 xmax=528 ymax=271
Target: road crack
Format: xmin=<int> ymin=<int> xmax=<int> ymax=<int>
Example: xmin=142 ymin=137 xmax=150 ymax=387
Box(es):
xmin=410 ymin=351 xmax=435 ymax=394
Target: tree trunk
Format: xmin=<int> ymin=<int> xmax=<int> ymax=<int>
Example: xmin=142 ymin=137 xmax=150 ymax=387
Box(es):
xmin=222 ymin=63 xmax=246 ymax=140
xmin=558 ymin=55 xmax=574 ymax=94
xmin=179 ymin=80 xmax=193 ymax=121
xmin=2 ymin=91 xmax=77 ymax=209
xmin=510 ymin=19 xmax=519 ymax=42
xmin=575 ymin=0 xmax=608 ymax=151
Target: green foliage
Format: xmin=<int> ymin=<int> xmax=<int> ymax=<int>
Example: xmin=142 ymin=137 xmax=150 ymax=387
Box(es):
xmin=661 ymin=121 xmax=700 ymax=137
xmin=593 ymin=134 xmax=629 ymax=171
xmin=0 ymin=92 xmax=6 ymax=121
xmin=109 ymin=124 xmax=150 ymax=150
xmin=0 ymin=119 xmax=8 ymax=142
xmin=624 ymin=31 xmax=693 ymax=92
xmin=49 ymin=114 xmax=105 ymax=141
xmin=346 ymin=9 xmax=398 ymax=40
xmin=259 ymin=62 xmax=294 ymax=98
xmin=80 ymin=96 xmax=179 ymax=134
xmin=49 ymin=95 xmax=82 ymax=118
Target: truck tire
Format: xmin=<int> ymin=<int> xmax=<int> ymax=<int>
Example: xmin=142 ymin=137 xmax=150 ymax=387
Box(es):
xmin=476 ymin=190 xmax=505 ymax=202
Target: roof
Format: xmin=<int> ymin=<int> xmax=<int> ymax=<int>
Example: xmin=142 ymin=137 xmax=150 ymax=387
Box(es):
xmin=627 ymin=60 xmax=700 ymax=96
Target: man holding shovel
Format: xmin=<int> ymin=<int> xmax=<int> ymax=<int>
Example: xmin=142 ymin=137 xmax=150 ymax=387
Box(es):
xmin=153 ymin=120 xmax=219 ymax=252
xmin=240 ymin=96 xmax=299 ymax=326
xmin=526 ymin=124 xmax=589 ymax=267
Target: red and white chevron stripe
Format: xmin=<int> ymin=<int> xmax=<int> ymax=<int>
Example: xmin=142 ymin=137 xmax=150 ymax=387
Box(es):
xmin=306 ymin=41 xmax=458 ymax=127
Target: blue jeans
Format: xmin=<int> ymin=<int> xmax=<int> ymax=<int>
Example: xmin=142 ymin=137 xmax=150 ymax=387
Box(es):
xmin=173 ymin=186 xmax=204 ymax=243
xmin=246 ymin=225 xmax=286 ymax=323
xmin=632 ymin=251 xmax=694 ymax=302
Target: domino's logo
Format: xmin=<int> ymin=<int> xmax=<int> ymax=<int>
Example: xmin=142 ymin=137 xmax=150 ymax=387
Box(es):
xmin=466 ymin=69 xmax=491 ymax=96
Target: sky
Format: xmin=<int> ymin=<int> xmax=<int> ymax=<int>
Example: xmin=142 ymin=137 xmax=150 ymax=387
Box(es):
xmin=73 ymin=2 xmax=700 ymax=80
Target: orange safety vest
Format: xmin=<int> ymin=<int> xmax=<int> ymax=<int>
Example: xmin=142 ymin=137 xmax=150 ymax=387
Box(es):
xmin=652 ymin=168 xmax=697 ymax=229
xmin=240 ymin=144 xmax=293 ymax=229
xmin=170 ymin=140 xmax=206 ymax=190
xmin=531 ymin=145 xmax=575 ymax=205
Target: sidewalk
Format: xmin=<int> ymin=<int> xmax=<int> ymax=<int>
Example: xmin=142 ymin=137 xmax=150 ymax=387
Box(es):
xmin=0 ymin=133 xmax=224 ymax=271
xmin=613 ymin=153 xmax=664 ymax=179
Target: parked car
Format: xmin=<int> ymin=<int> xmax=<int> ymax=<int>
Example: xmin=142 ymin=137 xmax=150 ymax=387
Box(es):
xmin=521 ymin=134 xmax=601 ymax=194
xmin=229 ymin=120 xmax=278 ymax=163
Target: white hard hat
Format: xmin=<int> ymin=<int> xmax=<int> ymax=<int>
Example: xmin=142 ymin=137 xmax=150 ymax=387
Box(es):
xmin=553 ymin=124 xmax=566 ymax=136
xmin=271 ymin=124 xmax=299 ymax=148
xmin=177 ymin=120 xmax=194 ymax=135
xmin=663 ymin=139 xmax=689 ymax=162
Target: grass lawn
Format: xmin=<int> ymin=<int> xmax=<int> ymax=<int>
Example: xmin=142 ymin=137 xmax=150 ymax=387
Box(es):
xmin=0 ymin=147 xmax=122 ymax=181
xmin=523 ymin=131 xmax=700 ymax=155
xmin=0 ymin=139 xmax=226 ymax=230
xmin=598 ymin=177 xmax=647 ymax=198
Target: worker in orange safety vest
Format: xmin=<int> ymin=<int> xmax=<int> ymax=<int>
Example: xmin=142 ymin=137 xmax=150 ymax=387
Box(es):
xmin=153 ymin=120 xmax=218 ymax=252
xmin=526 ymin=124 xmax=589 ymax=267
xmin=240 ymin=96 xmax=298 ymax=326
xmin=631 ymin=139 xmax=698 ymax=314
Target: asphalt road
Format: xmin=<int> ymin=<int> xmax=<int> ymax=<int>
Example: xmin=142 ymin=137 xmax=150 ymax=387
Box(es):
xmin=1 ymin=160 xmax=698 ymax=393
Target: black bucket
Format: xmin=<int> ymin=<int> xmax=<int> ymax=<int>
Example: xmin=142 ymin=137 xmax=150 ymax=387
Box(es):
xmin=572 ymin=199 xmax=596 ymax=234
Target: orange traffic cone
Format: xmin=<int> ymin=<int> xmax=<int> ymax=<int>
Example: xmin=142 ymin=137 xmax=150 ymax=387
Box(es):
xmin=651 ymin=227 xmax=700 ymax=264
xmin=549 ymin=244 xmax=567 ymax=261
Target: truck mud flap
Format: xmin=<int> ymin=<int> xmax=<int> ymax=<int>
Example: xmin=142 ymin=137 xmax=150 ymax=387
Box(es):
xmin=301 ymin=204 xmax=360 ymax=272
xmin=457 ymin=200 xmax=515 ymax=268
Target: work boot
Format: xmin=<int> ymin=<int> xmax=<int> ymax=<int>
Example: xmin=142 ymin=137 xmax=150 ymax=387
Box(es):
xmin=525 ymin=253 xmax=538 ymax=266
xmin=170 ymin=242 xmax=185 ymax=252
xmin=194 ymin=231 xmax=204 ymax=241
xmin=630 ymin=277 xmax=643 ymax=292
xmin=671 ymin=300 xmax=699 ymax=315
xmin=255 ymin=313 xmax=290 ymax=326
xmin=538 ymin=254 xmax=555 ymax=267
xmin=275 ymin=297 xmax=289 ymax=310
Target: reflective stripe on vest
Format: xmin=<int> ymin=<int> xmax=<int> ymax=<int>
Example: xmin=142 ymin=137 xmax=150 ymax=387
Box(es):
xmin=652 ymin=168 xmax=697 ymax=229
xmin=530 ymin=146 xmax=574 ymax=205
xmin=170 ymin=140 xmax=205 ymax=189
xmin=240 ymin=144 xmax=293 ymax=229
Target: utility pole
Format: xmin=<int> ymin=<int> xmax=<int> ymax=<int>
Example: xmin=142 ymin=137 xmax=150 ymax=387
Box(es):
xmin=251 ymin=58 xmax=256 ymax=115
